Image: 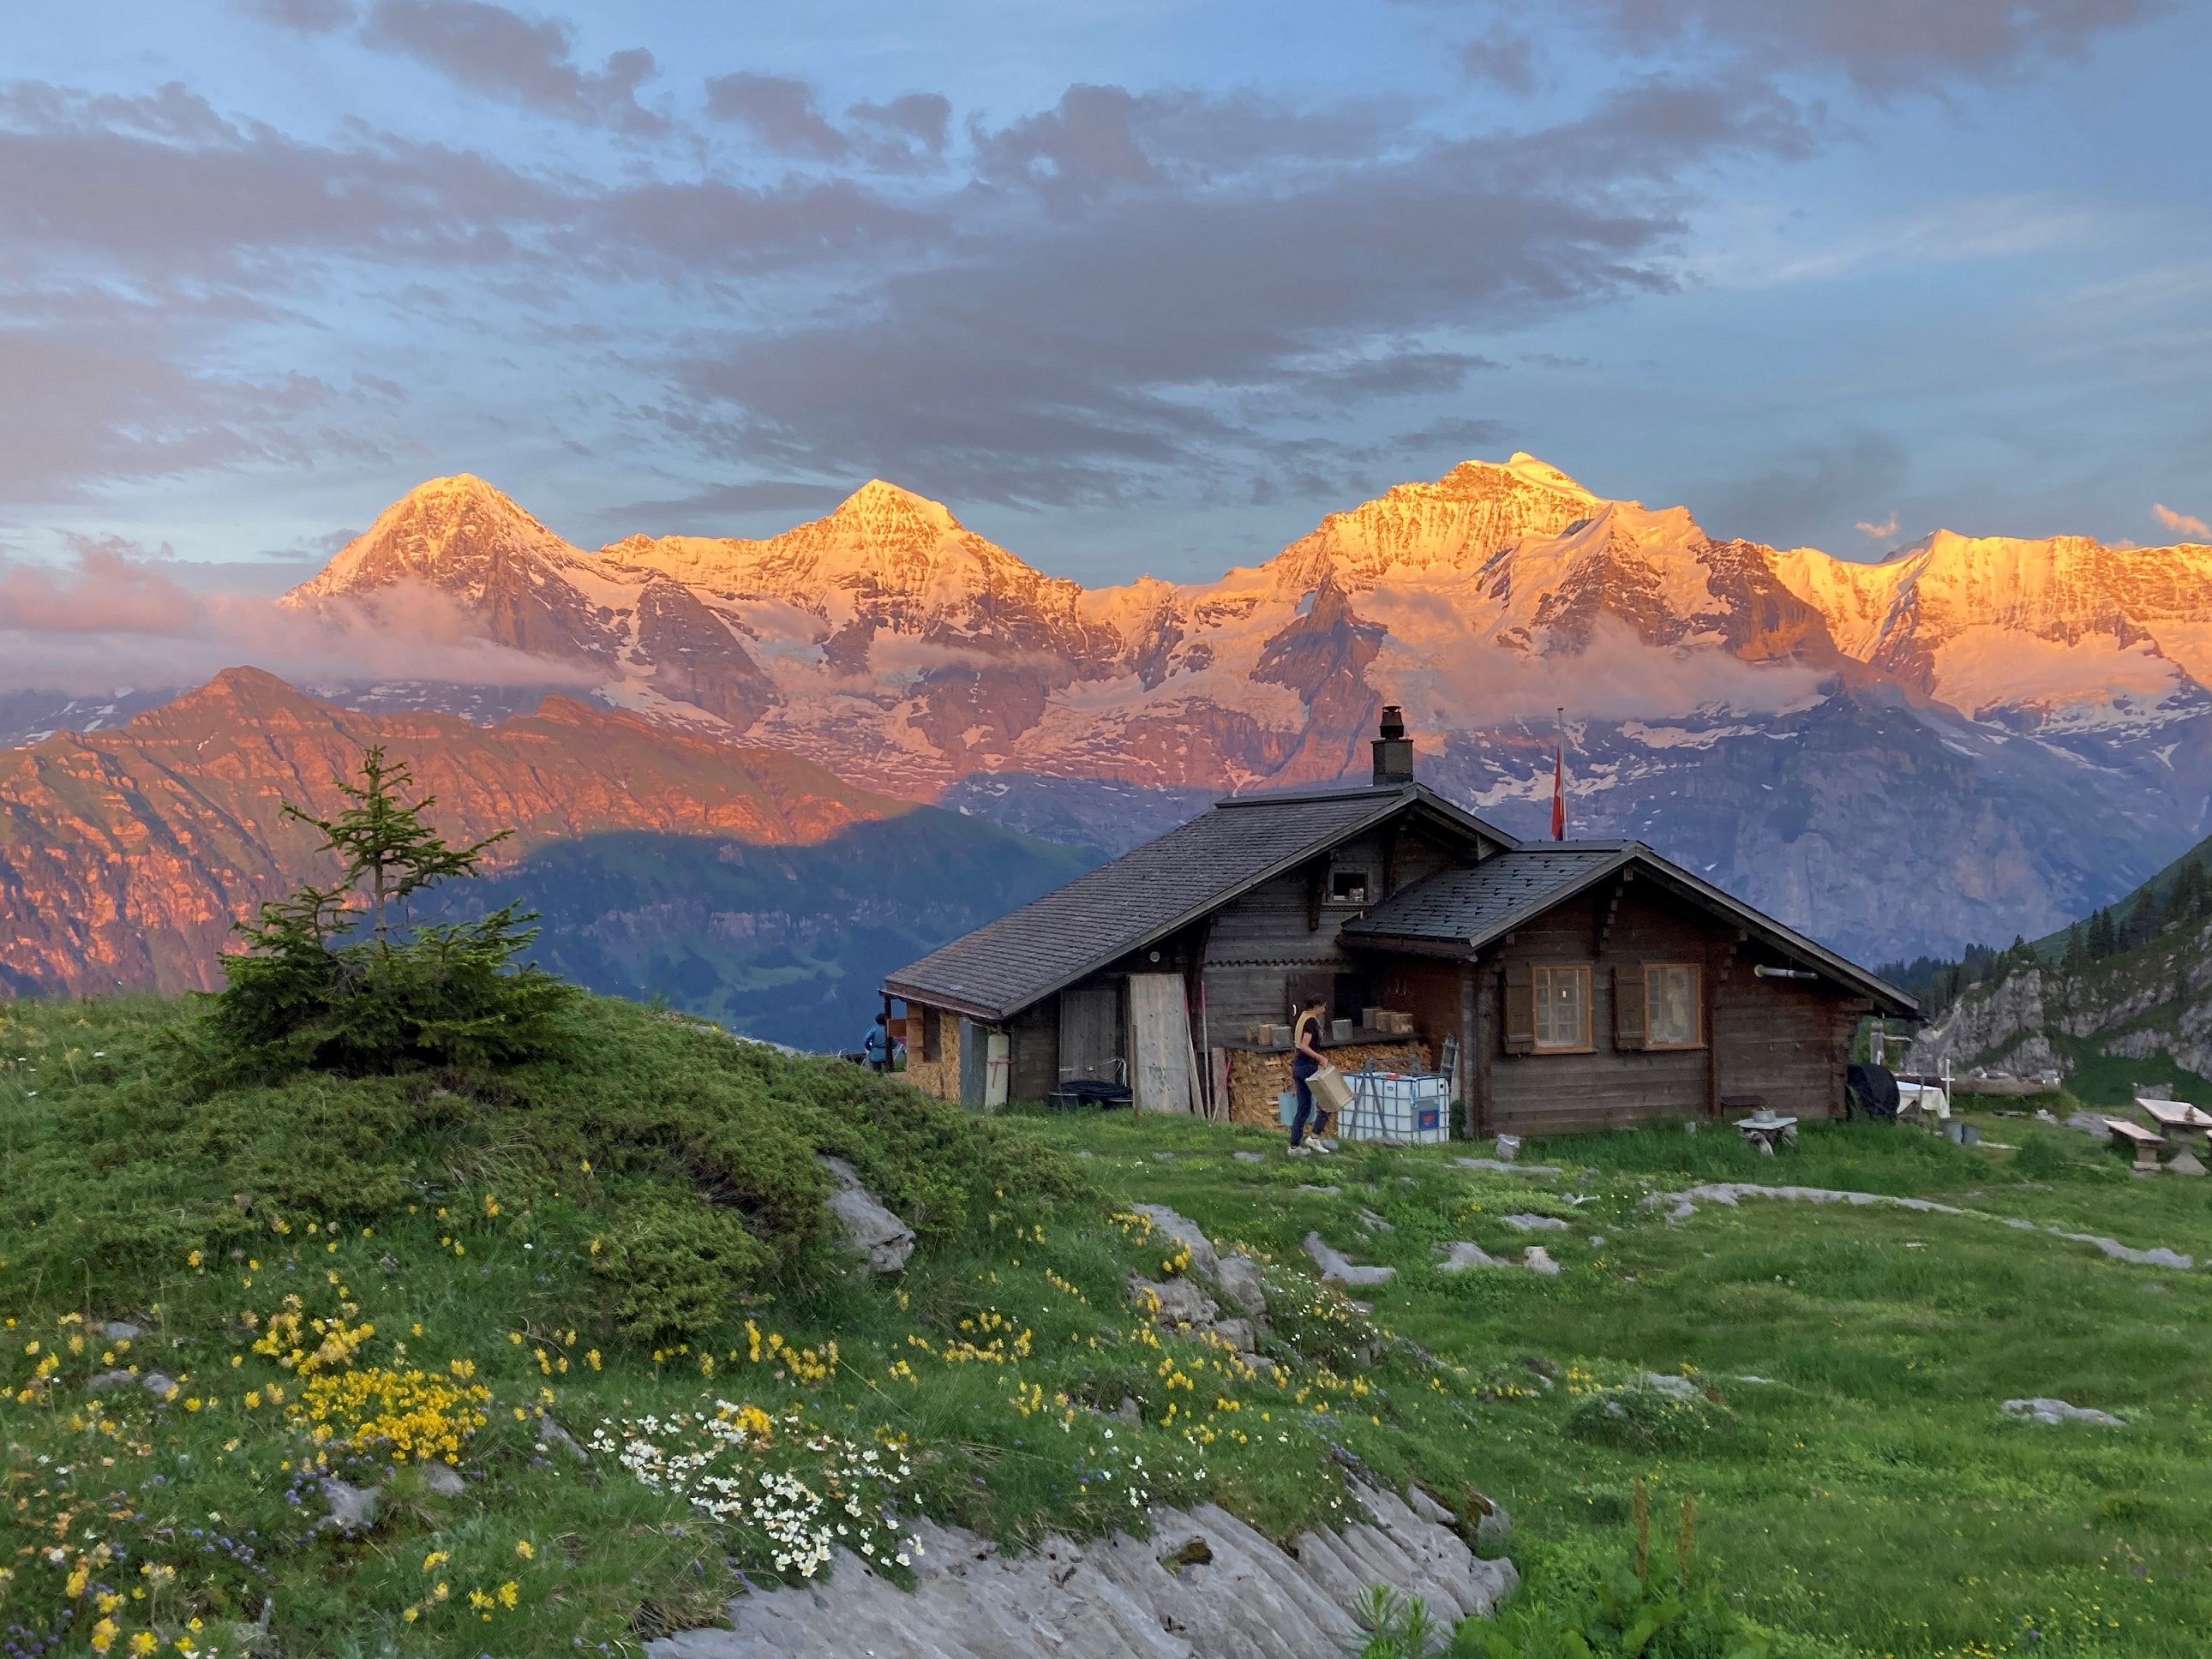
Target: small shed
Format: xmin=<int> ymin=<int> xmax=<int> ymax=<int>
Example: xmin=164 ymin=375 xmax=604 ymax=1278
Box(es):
xmin=884 ymin=711 xmax=1916 ymax=1130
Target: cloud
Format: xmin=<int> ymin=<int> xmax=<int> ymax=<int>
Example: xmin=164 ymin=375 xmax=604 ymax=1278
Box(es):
xmin=2155 ymin=502 xmax=2210 ymax=539
xmin=1462 ymin=25 xmax=1538 ymax=91
xmin=705 ymin=75 xmax=952 ymax=173
xmin=0 ymin=327 xmax=339 ymax=502
xmin=972 ymin=84 xmax=1165 ymax=213
xmin=847 ymin=93 xmax=951 ymax=171
xmin=0 ymin=81 xmax=572 ymax=276
xmin=1550 ymin=0 xmax=2164 ymax=95
xmin=1855 ymin=511 xmax=1899 ymax=539
xmin=660 ymin=72 xmax=1833 ymax=506
xmin=233 ymin=0 xmax=357 ymax=33
xmin=704 ymin=72 xmax=848 ymax=159
xmin=357 ymin=0 xmax=663 ymax=132
xmin=601 ymin=478 xmax=852 ymax=535
xmin=0 ymin=547 xmax=594 ymax=692
xmin=1704 ymin=433 xmax=1908 ymax=548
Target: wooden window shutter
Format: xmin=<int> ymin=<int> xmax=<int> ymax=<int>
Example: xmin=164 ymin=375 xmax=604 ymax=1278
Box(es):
xmin=1614 ymin=965 xmax=1646 ymax=1050
xmin=1502 ymin=963 xmax=1534 ymax=1055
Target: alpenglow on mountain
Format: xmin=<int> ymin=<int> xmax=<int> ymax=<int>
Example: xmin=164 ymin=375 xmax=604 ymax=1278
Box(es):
xmin=165 ymin=458 xmax=2212 ymax=961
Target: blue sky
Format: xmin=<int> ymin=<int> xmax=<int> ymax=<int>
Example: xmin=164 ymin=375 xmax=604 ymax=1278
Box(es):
xmin=4 ymin=0 xmax=2209 ymax=589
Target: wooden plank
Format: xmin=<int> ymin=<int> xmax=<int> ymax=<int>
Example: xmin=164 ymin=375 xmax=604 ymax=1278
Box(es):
xmin=1058 ymin=982 xmax=1122 ymax=1084
xmin=1459 ymin=962 xmax=1476 ymax=1138
xmin=1474 ymin=969 xmax=1493 ymax=1136
xmin=1128 ymin=973 xmax=1196 ymax=1114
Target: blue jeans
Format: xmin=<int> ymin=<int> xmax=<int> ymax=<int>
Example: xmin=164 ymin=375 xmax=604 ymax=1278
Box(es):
xmin=1290 ymin=1057 xmax=1325 ymax=1145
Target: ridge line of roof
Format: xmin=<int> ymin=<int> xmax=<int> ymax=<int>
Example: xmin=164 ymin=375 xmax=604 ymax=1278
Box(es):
xmin=883 ymin=782 xmax=1514 ymax=1021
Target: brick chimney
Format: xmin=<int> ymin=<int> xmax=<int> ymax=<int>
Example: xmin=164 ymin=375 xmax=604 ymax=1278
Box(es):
xmin=1371 ymin=704 xmax=1414 ymax=786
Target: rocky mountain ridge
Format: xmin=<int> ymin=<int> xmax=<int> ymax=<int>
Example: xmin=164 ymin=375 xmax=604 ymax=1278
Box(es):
xmin=30 ymin=458 xmax=2212 ymax=965
xmin=1911 ymin=837 xmax=2212 ymax=1100
xmin=0 ymin=667 xmax=1091 ymax=1047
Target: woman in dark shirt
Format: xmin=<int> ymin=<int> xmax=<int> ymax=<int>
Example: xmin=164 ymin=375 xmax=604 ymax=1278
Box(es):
xmin=1288 ymin=997 xmax=1331 ymax=1148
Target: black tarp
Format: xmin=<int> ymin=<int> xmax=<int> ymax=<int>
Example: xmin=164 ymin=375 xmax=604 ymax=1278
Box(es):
xmin=1845 ymin=1062 xmax=1901 ymax=1123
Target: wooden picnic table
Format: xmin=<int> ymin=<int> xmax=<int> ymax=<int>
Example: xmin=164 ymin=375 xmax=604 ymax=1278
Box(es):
xmin=2137 ymin=1099 xmax=2212 ymax=1132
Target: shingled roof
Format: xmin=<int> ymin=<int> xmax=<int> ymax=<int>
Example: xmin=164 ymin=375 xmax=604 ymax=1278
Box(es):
xmin=884 ymin=782 xmax=1508 ymax=1021
xmin=1345 ymin=839 xmax=1917 ymax=1015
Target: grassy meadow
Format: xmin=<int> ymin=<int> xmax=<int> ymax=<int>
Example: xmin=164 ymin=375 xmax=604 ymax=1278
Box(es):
xmin=1 ymin=990 xmax=2208 ymax=1657
xmin=1010 ymin=1105 xmax=2212 ymax=1658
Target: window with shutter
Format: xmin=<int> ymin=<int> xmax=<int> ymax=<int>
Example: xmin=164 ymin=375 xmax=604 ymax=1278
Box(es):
xmin=1614 ymin=964 xmax=1646 ymax=1049
xmin=1502 ymin=964 xmax=1533 ymax=1054
xmin=1644 ymin=964 xmax=1703 ymax=1048
xmin=1532 ymin=965 xmax=1592 ymax=1051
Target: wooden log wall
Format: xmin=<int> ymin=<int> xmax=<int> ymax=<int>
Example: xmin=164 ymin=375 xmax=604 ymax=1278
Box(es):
xmin=1483 ymin=878 xmax=1854 ymax=1135
xmin=1199 ymin=824 xmax=1466 ymax=1033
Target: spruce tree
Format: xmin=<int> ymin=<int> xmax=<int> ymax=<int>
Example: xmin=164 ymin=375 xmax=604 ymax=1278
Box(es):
xmin=207 ymin=746 xmax=574 ymax=1077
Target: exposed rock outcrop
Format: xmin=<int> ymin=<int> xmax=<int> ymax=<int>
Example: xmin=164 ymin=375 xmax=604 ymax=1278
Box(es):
xmin=649 ymin=1492 xmax=1517 ymax=1659
xmin=821 ymin=1157 xmax=917 ymax=1274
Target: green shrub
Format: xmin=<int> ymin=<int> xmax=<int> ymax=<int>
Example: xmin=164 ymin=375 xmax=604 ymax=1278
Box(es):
xmin=1564 ymin=1384 xmax=1734 ymax=1452
xmin=595 ymin=1189 xmax=776 ymax=1344
xmin=2012 ymin=1131 xmax=2070 ymax=1180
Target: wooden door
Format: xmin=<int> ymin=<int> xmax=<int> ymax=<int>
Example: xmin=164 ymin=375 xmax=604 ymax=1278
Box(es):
xmin=1058 ymin=982 xmax=1123 ymax=1083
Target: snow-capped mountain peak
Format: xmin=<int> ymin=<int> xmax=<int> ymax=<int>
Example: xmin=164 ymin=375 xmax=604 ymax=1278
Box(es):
xmin=285 ymin=473 xmax=583 ymax=607
xmin=1268 ymin=452 xmax=1601 ymax=591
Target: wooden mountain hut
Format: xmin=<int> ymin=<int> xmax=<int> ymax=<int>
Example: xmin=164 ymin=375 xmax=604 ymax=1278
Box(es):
xmin=883 ymin=710 xmax=1916 ymax=1135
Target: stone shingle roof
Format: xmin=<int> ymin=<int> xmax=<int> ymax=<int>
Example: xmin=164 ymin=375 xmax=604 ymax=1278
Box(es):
xmin=884 ymin=783 xmax=1499 ymax=1021
xmin=1340 ymin=847 xmax=1621 ymax=946
xmin=1347 ymin=838 xmax=1917 ymax=1015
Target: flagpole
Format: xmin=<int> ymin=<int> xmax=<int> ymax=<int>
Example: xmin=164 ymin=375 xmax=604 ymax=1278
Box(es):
xmin=1551 ymin=707 xmax=1566 ymax=841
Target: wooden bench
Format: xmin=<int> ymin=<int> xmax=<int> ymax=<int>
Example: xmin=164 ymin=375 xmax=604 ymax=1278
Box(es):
xmin=2102 ymin=1117 xmax=2167 ymax=1171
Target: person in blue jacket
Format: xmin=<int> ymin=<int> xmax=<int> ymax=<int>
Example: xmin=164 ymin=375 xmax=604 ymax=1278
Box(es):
xmin=862 ymin=1012 xmax=891 ymax=1072
xmin=1288 ymin=996 xmax=1333 ymax=1149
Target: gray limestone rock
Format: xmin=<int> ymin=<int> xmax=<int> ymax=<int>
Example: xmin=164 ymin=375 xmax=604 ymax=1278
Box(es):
xmin=1437 ymin=1242 xmax=1503 ymax=1271
xmin=1214 ymin=1254 xmax=1269 ymax=1320
xmin=1521 ymin=1247 xmax=1562 ymax=1276
xmin=1406 ymin=1487 xmax=1454 ymax=1526
xmin=1500 ymin=1213 xmax=1569 ymax=1232
xmin=87 ymin=1369 xmax=135 ymax=1391
xmin=537 ymin=1410 xmax=588 ymax=1460
xmin=820 ymin=1156 xmax=917 ymax=1275
xmin=420 ymin=1461 xmax=466 ymax=1496
xmin=1130 ymin=1205 xmax=1220 ymax=1282
xmin=647 ymin=1494 xmax=1515 ymax=1659
xmin=2001 ymin=1398 xmax=2126 ymax=1427
xmin=1210 ymin=1317 xmax=1258 ymax=1355
xmin=321 ymin=1477 xmax=379 ymax=1530
xmin=1233 ymin=1151 xmax=1267 ymax=1164
xmin=1638 ymin=1374 xmax=1699 ymax=1401
xmin=1129 ymin=1274 xmax=1220 ymax=1329
xmin=1454 ymin=1158 xmax=1564 ymax=1175
xmin=1304 ymin=1231 xmax=1395 ymax=1285
xmin=102 ymin=1321 xmax=142 ymax=1341
xmin=141 ymin=1371 xmax=178 ymax=1399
